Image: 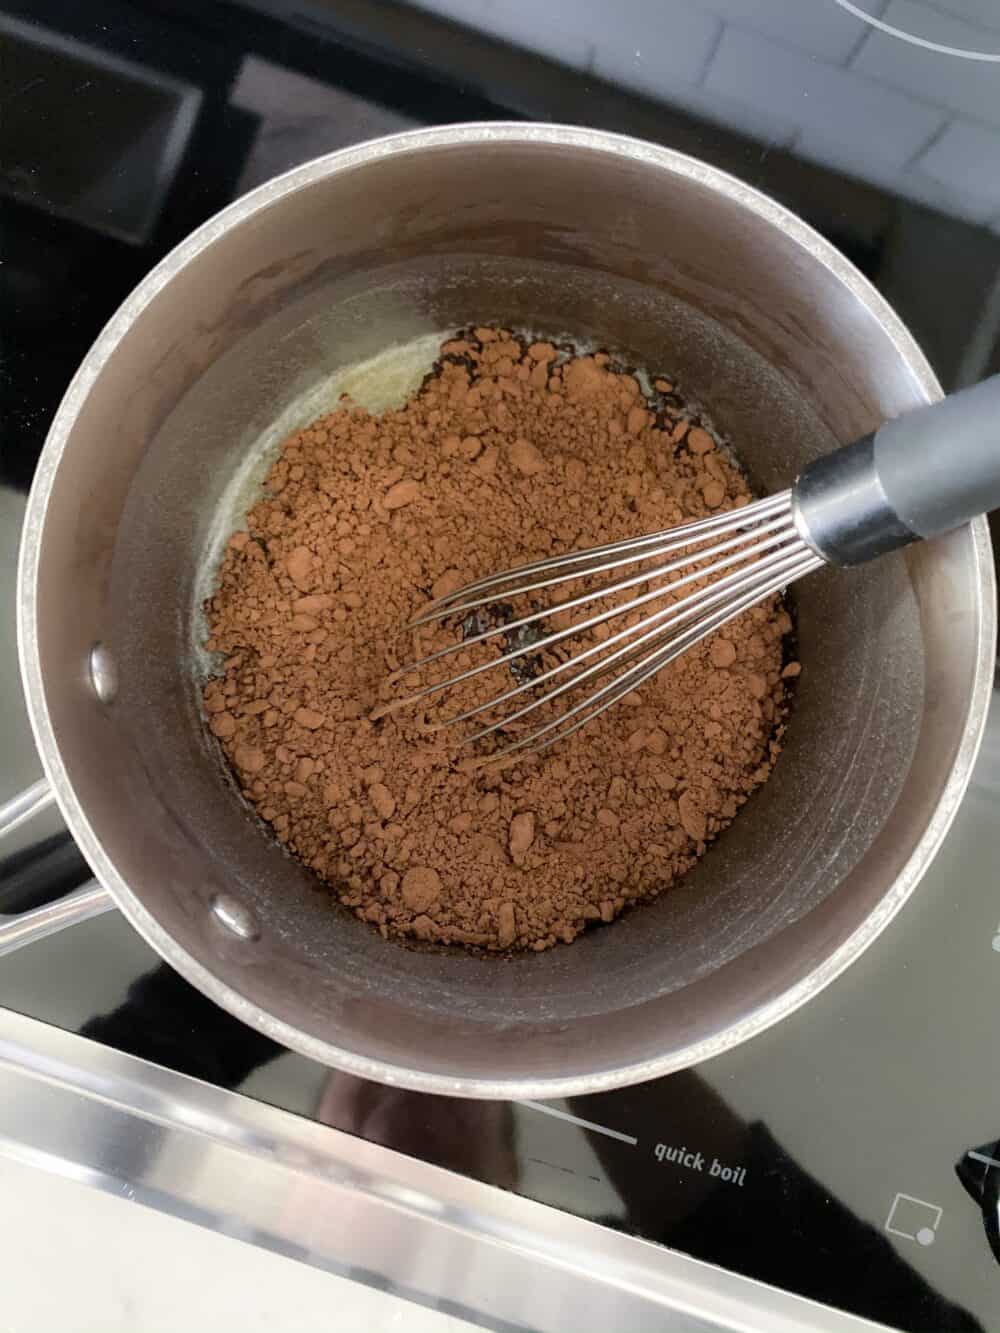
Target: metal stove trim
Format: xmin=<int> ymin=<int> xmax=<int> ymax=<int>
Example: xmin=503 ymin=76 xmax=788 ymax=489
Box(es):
xmin=0 ymin=1007 xmax=893 ymax=1333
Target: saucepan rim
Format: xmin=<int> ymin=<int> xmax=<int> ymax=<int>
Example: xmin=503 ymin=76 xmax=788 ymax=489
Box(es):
xmin=17 ymin=122 xmax=996 ymax=1096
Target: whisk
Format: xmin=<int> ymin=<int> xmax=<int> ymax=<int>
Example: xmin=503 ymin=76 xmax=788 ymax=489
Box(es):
xmin=380 ymin=375 xmax=1000 ymax=764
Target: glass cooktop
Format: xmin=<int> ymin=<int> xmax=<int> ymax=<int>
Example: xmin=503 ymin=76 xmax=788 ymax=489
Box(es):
xmin=1 ymin=3 xmax=998 ymax=1330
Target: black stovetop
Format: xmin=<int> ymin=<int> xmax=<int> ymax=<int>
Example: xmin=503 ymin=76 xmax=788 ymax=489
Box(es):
xmin=1 ymin=4 xmax=998 ymax=1330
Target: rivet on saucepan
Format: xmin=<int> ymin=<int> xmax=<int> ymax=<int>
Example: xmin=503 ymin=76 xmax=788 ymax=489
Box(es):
xmin=210 ymin=893 xmax=260 ymax=941
xmin=88 ymin=642 xmax=118 ymax=704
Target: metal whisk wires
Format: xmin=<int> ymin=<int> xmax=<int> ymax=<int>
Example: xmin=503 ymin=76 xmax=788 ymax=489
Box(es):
xmin=378 ymin=492 xmax=822 ymax=763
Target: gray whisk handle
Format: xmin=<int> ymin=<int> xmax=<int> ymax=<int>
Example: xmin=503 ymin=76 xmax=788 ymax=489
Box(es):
xmin=793 ymin=373 xmax=1000 ymax=567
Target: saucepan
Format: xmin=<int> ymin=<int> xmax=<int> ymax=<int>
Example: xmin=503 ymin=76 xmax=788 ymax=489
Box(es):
xmin=1 ymin=125 xmax=994 ymax=1096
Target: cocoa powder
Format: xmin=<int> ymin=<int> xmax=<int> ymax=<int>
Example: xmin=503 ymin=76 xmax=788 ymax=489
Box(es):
xmin=202 ymin=329 xmax=795 ymax=952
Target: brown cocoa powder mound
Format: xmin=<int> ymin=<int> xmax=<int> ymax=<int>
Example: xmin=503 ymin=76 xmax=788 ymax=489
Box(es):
xmin=202 ymin=330 xmax=795 ymax=953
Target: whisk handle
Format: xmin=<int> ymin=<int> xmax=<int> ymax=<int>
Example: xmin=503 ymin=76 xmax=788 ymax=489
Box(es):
xmin=793 ymin=372 xmax=1000 ymax=567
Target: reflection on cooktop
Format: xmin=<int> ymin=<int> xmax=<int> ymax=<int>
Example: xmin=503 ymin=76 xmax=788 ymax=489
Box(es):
xmin=68 ymin=960 xmax=985 ymax=1331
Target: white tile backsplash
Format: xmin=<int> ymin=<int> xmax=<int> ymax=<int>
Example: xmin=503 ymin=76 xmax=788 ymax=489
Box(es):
xmin=588 ymin=1 xmax=722 ymax=101
xmin=914 ymin=118 xmax=1000 ymax=213
xmin=924 ymin=0 xmax=1000 ymax=34
xmin=666 ymin=77 xmax=800 ymax=145
xmin=704 ymin=0 xmax=872 ymax=63
xmin=852 ymin=0 xmax=1000 ymax=127
xmin=705 ymin=26 xmax=945 ymax=167
xmin=796 ymin=124 xmax=1000 ymax=223
xmin=474 ymin=0 xmax=595 ymax=70
xmin=408 ymin=0 xmax=721 ymax=86
xmin=398 ymin=0 xmax=1000 ymax=228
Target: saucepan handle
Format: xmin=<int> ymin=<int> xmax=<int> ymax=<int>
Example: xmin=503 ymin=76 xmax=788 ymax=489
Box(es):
xmin=0 ymin=777 xmax=56 ymax=837
xmin=0 ymin=778 xmax=116 ymax=957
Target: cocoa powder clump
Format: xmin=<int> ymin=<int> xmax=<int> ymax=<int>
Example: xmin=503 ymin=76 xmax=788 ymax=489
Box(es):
xmin=202 ymin=330 xmax=795 ymax=952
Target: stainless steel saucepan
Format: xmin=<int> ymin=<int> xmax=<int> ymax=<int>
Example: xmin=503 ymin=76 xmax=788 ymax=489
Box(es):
xmin=1 ymin=125 xmax=994 ymax=1097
